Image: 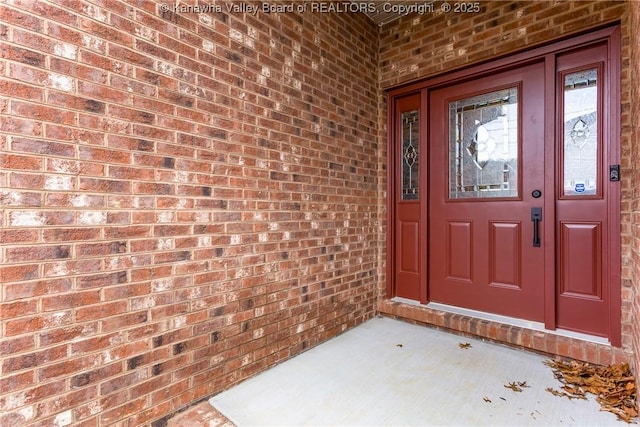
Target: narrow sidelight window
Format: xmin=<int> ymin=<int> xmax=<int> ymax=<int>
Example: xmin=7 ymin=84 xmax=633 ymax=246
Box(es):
xmin=401 ymin=110 xmax=419 ymax=200
xmin=561 ymin=67 xmax=600 ymax=197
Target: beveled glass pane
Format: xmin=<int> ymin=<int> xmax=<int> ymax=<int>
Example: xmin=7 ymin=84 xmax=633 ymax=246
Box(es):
xmin=563 ymin=68 xmax=598 ymax=196
xmin=449 ymin=87 xmax=518 ymax=199
xmin=401 ymin=110 xmax=419 ymax=200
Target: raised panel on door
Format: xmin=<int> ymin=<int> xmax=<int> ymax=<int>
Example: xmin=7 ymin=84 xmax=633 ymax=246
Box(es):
xmin=559 ymin=222 xmax=602 ymax=298
xmin=446 ymin=221 xmax=472 ymax=282
xmin=489 ymin=221 xmax=522 ymax=289
xmin=399 ymin=216 xmax=419 ymax=274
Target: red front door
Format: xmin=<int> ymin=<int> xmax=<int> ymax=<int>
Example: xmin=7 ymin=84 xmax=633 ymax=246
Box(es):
xmin=388 ymin=28 xmax=621 ymax=344
xmin=428 ymin=62 xmax=547 ymax=321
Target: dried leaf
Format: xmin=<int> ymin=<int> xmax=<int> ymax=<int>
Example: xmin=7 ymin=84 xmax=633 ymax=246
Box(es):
xmin=505 ymin=381 xmax=525 ymax=392
xmin=458 ymin=342 xmax=471 ymax=349
xmin=546 ymin=387 xmax=563 ymax=397
xmin=483 ymin=396 xmax=491 ymax=403
xmin=546 ymin=387 xmax=585 ymax=400
xmin=545 ymin=359 xmax=638 ymax=423
xmin=396 ymin=344 xmax=403 ymax=348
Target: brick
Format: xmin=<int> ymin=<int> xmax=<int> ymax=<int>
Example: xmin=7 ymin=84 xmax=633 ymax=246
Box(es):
xmin=101 ymin=311 xmax=149 ymax=334
xmin=48 ymin=58 xmax=108 ymax=83
xmin=0 ymin=5 xmax=43 ymax=32
xmin=2 ymin=345 xmax=67 ymax=373
xmin=46 ymin=91 xmax=105 ymax=114
xmin=3 ymin=278 xmax=72 ymax=301
xmin=39 ymin=256 xmax=101 ymax=275
xmin=39 ymin=323 xmax=98 ymax=346
xmin=0 ymin=154 xmax=43 ymax=170
xmin=108 ymin=105 xmax=156 ymax=125
xmin=76 ymin=272 xmax=128 ymax=290
xmin=42 ymin=228 xmax=101 ymax=242
xmin=38 ymin=354 xmax=100 ymax=381
xmin=137 ymin=39 xmax=177 ymax=62
xmin=0 ymin=371 xmax=35 ymax=395
xmin=0 ymin=116 xmax=42 ymax=136
xmin=8 ymin=172 xmax=43 ymax=190
xmin=70 ymin=364 xmax=122 ymax=389
xmin=108 ymin=44 xmax=154 ymax=69
xmin=0 ymin=264 xmax=39 ymax=281
xmin=110 ymin=74 xmax=157 ymax=97
xmin=0 ymin=299 xmax=38 ymax=320
xmin=76 ymin=241 xmax=127 ymax=257
xmin=0 ymin=381 xmax=65 ymax=411
xmin=0 ymin=42 xmax=45 ymax=67
xmin=0 ymin=78 xmax=43 ymax=101
xmin=79 ymin=17 xmax=132 ymax=47
xmin=5 ymin=244 xmax=72 ymax=262
xmin=42 ymin=291 xmax=101 ymax=311
xmin=78 ymin=177 xmax=130 ymax=193
xmin=0 ymin=335 xmax=36 ymax=357
xmin=37 ymin=389 xmax=98 ymax=422
xmin=99 ymin=397 xmax=147 ymax=425
xmin=5 ymin=311 xmax=73 ymax=336
xmin=77 ymin=80 xmax=129 ymax=104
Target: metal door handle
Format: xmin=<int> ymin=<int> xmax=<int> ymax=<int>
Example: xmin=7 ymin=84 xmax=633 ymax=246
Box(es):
xmin=531 ymin=207 xmax=542 ymax=247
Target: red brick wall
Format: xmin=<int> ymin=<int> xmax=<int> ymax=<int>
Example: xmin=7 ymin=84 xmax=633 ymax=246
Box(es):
xmin=379 ymin=0 xmax=627 ymax=88
xmin=0 ymin=2 xmax=379 ymax=425
xmin=629 ymin=0 xmax=640 ymax=390
xmin=378 ymin=0 xmax=634 ymax=364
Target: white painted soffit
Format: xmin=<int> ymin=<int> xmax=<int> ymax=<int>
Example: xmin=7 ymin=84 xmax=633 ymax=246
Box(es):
xmin=354 ymin=0 xmax=436 ymax=26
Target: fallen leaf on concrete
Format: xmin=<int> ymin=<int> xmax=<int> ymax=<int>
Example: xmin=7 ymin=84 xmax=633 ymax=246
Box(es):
xmin=483 ymin=396 xmax=492 ymax=403
xmin=544 ymin=359 xmax=638 ymax=423
xmin=504 ymin=381 xmax=528 ymax=392
xmin=545 ymin=387 xmax=586 ymax=400
xmin=458 ymin=342 xmax=471 ymax=349
xmin=396 ymin=344 xmax=403 ymax=348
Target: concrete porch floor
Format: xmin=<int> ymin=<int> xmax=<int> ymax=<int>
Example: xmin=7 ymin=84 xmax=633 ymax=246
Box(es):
xmin=170 ymin=317 xmax=629 ymax=426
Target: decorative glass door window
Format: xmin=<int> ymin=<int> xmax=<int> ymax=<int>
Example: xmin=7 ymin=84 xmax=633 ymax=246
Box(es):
xmin=561 ymin=68 xmax=599 ymax=197
xmin=449 ymin=87 xmax=519 ymax=199
xmin=401 ymin=110 xmax=419 ymax=200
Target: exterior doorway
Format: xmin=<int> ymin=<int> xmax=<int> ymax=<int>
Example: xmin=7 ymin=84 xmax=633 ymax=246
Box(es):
xmin=387 ymin=26 xmax=621 ymax=344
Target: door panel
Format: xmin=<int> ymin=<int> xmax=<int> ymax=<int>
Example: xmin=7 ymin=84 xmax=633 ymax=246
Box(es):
xmin=559 ymin=222 xmax=602 ymax=298
xmin=447 ymin=221 xmax=472 ymax=281
xmin=555 ymin=43 xmax=610 ymax=337
xmin=489 ymin=221 xmax=522 ymax=289
xmin=399 ymin=218 xmax=419 ymax=273
xmin=429 ymin=62 xmax=546 ymax=322
xmin=394 ymin=94 xmax=422 ymax=301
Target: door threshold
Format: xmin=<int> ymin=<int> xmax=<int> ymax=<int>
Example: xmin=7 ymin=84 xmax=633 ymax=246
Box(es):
xmin=390 ymin=297 xmax=610 ymax=346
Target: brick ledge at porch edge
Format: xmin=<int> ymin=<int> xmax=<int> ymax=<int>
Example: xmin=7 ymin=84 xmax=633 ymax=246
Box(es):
xmin=377 ymin=300 xmax=631 ymax=366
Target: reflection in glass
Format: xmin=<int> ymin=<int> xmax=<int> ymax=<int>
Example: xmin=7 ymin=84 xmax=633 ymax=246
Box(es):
xmin=563 ymin=68 xmax=598 ymax=196
xmin=449 ymin=87 xmax=519 ymax=199
xmin=401 ymin=110 xmax=419 ymax=200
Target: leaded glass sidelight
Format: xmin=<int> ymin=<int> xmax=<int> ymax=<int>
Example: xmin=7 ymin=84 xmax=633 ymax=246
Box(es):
xmin=449 ymin=87 xmax=519 ymax=199
xmin=562 ymin=68 xmax=598 ymax=196
xmin=401 ymin=110 xmax=419 ymax=200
